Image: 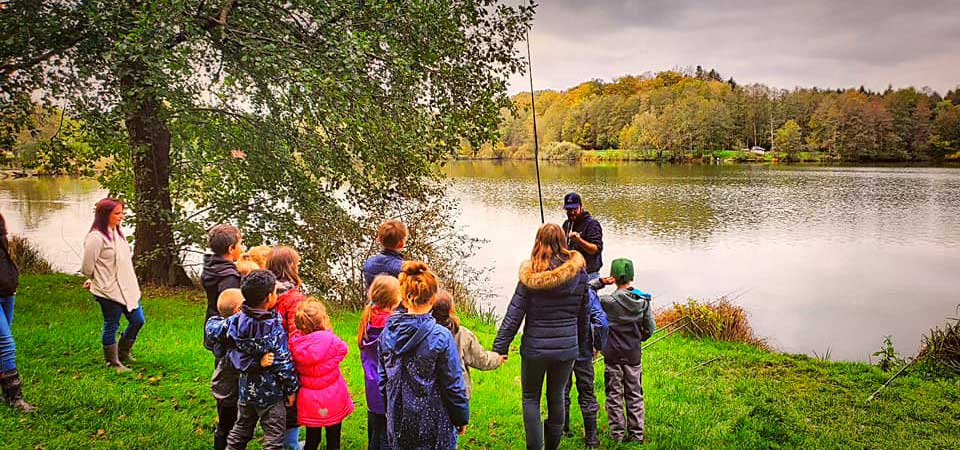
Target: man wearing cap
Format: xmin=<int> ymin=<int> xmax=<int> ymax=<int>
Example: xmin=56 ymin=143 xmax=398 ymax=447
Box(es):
xmin=561 ymin=192 xmax=608 ymax=448
xmin=561 ymin=192 xmax=603 ymax=276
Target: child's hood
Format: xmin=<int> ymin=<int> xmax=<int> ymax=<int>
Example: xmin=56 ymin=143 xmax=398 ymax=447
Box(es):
xmin=201 ymin=254 xmax=239 ymax=283
xmin=359 ymin=308 xmax=392 ymax=350
xmin=605 ymin=288 xmax=652 ymax=324
xmin=290 ymin=330 xmax=345 ymax=365
xmin=381 ymin=313 xmax=437 ymax=356
xmin=226 ymin=306 xmax=285 ymax=371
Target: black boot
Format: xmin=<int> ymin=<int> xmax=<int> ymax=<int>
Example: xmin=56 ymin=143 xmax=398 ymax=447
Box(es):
xmin=118 ymin=335 xmax=137 ymax=363
xmin=544 ymin=422 xmax=564 ymax=450
xmin=1 ymin=370 xmax=37 ymax=413
xmin=583 ymin=413 xmax=600 ymax=448
xmin=213 ymin=434 xmax=228 ymax=450
xmin=562 ymin=406 xmax=573 ymax=437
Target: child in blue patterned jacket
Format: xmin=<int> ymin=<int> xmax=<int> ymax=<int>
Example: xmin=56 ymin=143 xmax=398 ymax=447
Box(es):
xmin=224 ymin=269 xmax=300 ymax=450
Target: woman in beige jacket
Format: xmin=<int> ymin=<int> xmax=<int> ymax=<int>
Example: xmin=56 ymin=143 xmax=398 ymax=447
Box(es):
xmin=81 ymin=198 xmax=144 ymax=373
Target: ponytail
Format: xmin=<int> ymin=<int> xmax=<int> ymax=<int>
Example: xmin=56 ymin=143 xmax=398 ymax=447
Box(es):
xmin=399 ymin=261 xmax=438 ymax=308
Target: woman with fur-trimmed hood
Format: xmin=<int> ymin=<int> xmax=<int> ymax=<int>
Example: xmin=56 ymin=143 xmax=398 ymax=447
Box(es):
xmin=493 ymin=223 xmax=590 ymax=450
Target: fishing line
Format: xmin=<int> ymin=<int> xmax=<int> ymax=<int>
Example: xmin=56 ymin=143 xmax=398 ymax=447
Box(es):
xmin=526 ymin=30 xmax=545 ymax=224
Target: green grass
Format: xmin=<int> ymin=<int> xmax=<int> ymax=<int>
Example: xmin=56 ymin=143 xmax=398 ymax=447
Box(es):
xmin=3 ymin=274 xmax=959 ymax=449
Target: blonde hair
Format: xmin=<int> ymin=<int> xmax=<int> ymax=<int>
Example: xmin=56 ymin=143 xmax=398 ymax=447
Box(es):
xmin=377 ymin=220 xmax=408 ymax=249
xmin=295 ymin=297 xmax=332 ymax=334
xmin=240 ymin=245 xmax=272 ymax=269
xmin=399 ymin=261 xmax=438 ymax=308
xmin=529 ymin=223 xmax=574 ymax=273
xmin=267 ymin=245 xmax=302 ymax=287
xmin=217 ymin=288 xmax=244 ymax=317
xmin=236 ymin=260 xmax=260 ymax=277
xmin=358 ymin=275 xmax=402 ymax=346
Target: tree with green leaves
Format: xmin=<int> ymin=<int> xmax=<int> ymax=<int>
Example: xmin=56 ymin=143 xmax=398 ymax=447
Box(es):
xmin=774 ymin=119 xmax=802 ymax=161
xmin=2 ymin=0 xmax=534 ymax=287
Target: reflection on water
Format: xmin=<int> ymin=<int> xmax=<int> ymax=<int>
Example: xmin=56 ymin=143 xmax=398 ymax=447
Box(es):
xmin=0 ymin=176 xmax=106 ymax=272
xmin=445 ymin=161 xmax=960 ymax=361
xmin=2 ymin=165 xmax=959 ymax=361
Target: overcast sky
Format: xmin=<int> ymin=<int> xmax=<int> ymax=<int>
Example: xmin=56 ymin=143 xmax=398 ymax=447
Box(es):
xmin=507 ymin=0 xmax=960 ymax=94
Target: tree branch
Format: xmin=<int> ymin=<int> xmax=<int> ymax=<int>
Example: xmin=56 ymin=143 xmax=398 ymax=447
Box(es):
xmin=1 ymin=34 xmax=87 ymax=76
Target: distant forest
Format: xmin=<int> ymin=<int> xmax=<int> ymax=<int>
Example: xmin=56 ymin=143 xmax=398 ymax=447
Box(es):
xmin=487 ymin=67 xmax=960 ymax=162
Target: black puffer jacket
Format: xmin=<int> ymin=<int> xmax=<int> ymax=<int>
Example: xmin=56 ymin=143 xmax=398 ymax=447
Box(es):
xmin=493 ymin=251 xmax=589 ymax=362
xmin=0 ymin=234 xmax=19 ymax=297
xmin=201 ymin=254 xmax=241 ymax=320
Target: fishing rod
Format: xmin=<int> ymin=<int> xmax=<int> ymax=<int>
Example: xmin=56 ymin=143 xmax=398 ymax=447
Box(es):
xmin=526 ymin=29 xmax=545 ymax=224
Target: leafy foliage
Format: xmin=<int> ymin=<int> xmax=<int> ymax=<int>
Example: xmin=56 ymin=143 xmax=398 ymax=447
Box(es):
xmin=498 ymin=69 xmax=960 ymax=161
xmin=2 ymin=1 xmax=534 ymax=289
xmin=872 ymin=335 xmax=905 ymax=372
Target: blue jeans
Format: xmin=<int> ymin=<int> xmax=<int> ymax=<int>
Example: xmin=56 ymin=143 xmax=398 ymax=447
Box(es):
xmin=0 ymin=295 xmax=16 ymax=371
xmin=95 ymin=296 xmax=145 ymax=346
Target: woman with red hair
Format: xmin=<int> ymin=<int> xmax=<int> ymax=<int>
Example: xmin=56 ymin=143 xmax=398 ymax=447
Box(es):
xmin=81 ymin=198 xmax=144 ymax=373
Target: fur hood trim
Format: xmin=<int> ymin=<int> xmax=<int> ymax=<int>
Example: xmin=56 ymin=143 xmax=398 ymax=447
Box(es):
xmin=519 ymin=251 xmax=585 ymax=290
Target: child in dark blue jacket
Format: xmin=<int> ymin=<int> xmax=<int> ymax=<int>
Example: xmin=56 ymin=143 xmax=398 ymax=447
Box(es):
xmin=205 ymin=288 xmax=271 ymax=450
xmin=224 ymin=270 xmax=300 ymax=450
xmin=563 ymin=285 xmax=608 ymax=447
xmin=362 ymin=220 xmax=408 ymax=290
xmin=378 ymin=261 xmax=469 ymax=450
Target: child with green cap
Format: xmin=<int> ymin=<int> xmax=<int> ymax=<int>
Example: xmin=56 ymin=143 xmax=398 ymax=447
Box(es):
xmin=590 ymin=257 xmax=656 ymax=443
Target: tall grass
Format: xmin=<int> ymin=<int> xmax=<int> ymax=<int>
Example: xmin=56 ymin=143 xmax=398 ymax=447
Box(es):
xmin=7 ymin=235 xmax=54 ymax=274
xmin=654 ymin=298 xmax=768 ymax=349
xmin=917 ymin=306 xmax=960 ymax=374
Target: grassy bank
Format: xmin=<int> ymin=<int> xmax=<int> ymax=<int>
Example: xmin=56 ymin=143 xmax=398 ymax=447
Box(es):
xmin=2 ymin=274 xmax=959 ymax=449
xmin=460 ymin=148 xmax=835 ymax=163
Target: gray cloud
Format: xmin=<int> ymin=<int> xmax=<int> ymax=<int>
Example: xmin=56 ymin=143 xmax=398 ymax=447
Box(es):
xmin=509 ymin=0 xmax=960 ymax=93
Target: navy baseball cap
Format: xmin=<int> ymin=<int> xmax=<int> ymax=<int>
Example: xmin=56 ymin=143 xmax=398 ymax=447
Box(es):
xmin=563 ymin=192 xmax=582 ymax=209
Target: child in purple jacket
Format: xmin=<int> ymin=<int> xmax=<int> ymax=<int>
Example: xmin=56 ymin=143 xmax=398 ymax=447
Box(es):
xmin=358 ymin=275 xmax=402 ymax=449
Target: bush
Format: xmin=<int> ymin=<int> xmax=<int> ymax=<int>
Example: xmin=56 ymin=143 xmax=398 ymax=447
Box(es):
xmin=655 ymin=298 xmax=767 ymax=348
xmin=475 ymin=142 xmax=505 ymax=159
xmin=509 ymin=144 xmax=535 ymax=160
xmin=917 ymin=307 xmax=960 ymax=374
xmin=8 ymin=235 xmax=54 ymax=274
xmin=541 ymin=141 xmax=583 ymax=160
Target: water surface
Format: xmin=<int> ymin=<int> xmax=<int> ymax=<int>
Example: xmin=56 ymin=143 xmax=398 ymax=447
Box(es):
xmin=3 ymin=163 xmax=959 ymax=361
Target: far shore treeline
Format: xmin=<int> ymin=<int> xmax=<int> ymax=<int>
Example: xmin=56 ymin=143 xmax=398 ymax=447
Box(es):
xmin=464 ymin=68 xmax=960 ymax=162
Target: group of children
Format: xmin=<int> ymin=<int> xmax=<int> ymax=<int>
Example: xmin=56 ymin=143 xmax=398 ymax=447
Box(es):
xmin=200 ymin=220 xmax=506 ymax=450
xmin=199 ymin=218 xmax=655 ymax=449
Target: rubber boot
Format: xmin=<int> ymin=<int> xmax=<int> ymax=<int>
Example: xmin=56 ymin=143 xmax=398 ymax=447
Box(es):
xmin=583 ymin=413 xmax=600 ymax=448
xmin=103 ymin=344 xmax=130 ymax=373
xmin=213 ymin=434 xmax=228 ymax=450
xmin=118 ymin=335 xmax=136 ymax=363
xmin=0 ymin=370 xmax=36 ymax=413
xmin=545 ymin=422 xmax=564 ymax=450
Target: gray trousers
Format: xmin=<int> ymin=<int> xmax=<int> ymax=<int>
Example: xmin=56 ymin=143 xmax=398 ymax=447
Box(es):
xmin=227 ymin=401 xmax=287 ymax=450
xmin=604 ymin=362 xmax=644 ymax=441
xmin=564 ymin=358 xmax=600 ymax=421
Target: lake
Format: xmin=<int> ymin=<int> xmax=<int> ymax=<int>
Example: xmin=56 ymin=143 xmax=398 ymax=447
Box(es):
xmin=2 ymin=162 xmax=959 ymax=361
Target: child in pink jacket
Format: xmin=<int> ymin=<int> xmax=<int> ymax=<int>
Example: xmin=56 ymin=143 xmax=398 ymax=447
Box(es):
xmin=290 ymin=297 xmax=354 ymax=450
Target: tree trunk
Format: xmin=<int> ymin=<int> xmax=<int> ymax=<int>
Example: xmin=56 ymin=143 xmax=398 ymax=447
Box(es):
xmin=120 ymin=62 xmax=192 ymax=287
